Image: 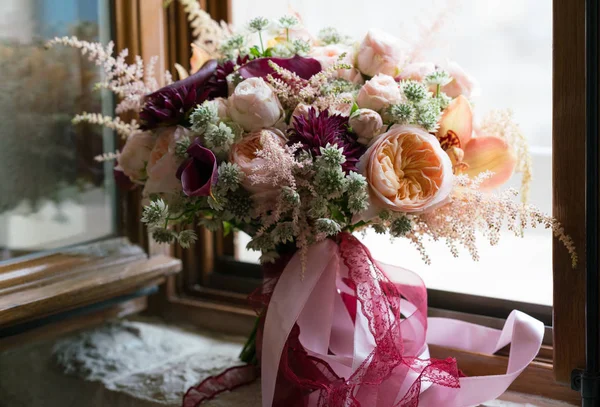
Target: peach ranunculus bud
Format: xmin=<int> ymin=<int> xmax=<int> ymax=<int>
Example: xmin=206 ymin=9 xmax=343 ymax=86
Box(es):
xmin=349 ymin=108 xmax=383 ymax=145
xmin=230 ymin=128 xmax=287 ymax=200
xmin=358 ymin=125 xmax=453 ymax=216
xmin=356 ymin=74 xmax=404 ymax=113
xmin=397 ymin=62 xmax=436 ymax=82
xmin=329 ymin=92 xmax=355 ymax=117
xmin=310 ymin=44 xmax=364 ymax=84
xmin=462 ymin=136 xmax=517 ymax=189
xmin=118 ymin=131 xmax=156 ymax=182
xmin=228 ymin=77 xmax=284 ymax=132
xmin=356 ymin=29 xmax=407 ymax=77
xmin=143 ymin=126 xmax=191 ymax=198
xmin=292 ymin=103 xmax=312 ymax=121
xmin=441 ymin=61 xmax=481 ymax=99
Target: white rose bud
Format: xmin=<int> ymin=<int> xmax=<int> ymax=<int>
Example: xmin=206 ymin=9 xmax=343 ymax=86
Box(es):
xmin=349 ymin=108 xmax=383 ymax=145
xmin=228 ymin=77 xmax=283 ymax=132
xmin=213 ymin=97 xmax=229 ymax=120
xmin=356 ymin=74 xmax=404 ymax=112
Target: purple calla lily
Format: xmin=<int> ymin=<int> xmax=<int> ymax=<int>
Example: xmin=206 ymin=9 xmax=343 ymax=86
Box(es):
xmin=238 ymin=55 xmax=322 ymax=81
xmin=176 ymin=140 xmax=218 ymax=197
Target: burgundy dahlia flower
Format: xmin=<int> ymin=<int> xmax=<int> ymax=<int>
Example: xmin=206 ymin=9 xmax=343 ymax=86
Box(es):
xmin=287 ymin=108 xmax=365 ymax=173
xmin=176 ymin=140 xmax=218 ymax=197
xmin=205 ymin=55 xmax=251 ymax=98
xmin=139 ymin=60 xmax=218 ymax=130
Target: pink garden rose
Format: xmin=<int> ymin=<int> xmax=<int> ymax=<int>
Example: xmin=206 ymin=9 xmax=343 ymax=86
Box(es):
xmin=356 ymin=74 xmax=404 ymax=112
xmin=143 ymin=126 xmax=191 ymax=198
xmin=358 ymin=125 xmax=453 ymax=216
xmin=356 ymin=29 xmax=407 ymax=77
xmin=441 ymin=61 xmax=480 ymax=99
xmin=310 ymin=44 xmax=363 ymax=84
xmin=230 ymin=128 xmax=287 ymax=201
xmin=228 ymin=77 xmax=284 ymax=132
xmin=397 ymin=62 xmax=436 ymax=82
xmin=118 ymin=131 xmax=156 ymax=182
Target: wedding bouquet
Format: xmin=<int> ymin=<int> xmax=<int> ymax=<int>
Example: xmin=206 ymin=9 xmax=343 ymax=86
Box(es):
xmin=48 ymin=4 xmax=576 ymax=406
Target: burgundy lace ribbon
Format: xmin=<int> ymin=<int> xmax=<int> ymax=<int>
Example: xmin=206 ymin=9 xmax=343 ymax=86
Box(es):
xmin=183 ymin=233 xmax=461 ymax=406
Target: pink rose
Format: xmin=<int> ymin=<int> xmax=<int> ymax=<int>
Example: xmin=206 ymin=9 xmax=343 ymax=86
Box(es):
xmin=349 ymin=108 xmax=383 ymax=145
xmin=118 ymin=131 xmax=156 ymax=182
xmin=358 ymin=125 xmax=453 ymax=217
xmin=310 ymin=44 xmax=364 ymax=84
xmin=397 ymin=62 xmax=436 ymax=82
xmin=230 ymin=128 xmax=287 ymax=201
xmin=357 ymin=74 xmax=404 ymax=112
xmin=356 ymin=29 xmax=407 ymax=77
xmin=441 ymin=61 xmax=480 ymax=99
xmin=143 ymin=126 xmax=191 ymax=197
xmin=228 ymin=77 xmax=284 ymax=132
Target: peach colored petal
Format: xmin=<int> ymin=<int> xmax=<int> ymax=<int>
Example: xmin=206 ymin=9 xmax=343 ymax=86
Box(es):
xmin=190 ymin=43 xmax=211 ymax=75
xmin=463 ymin=136 xmax=517 ymax=189
xmin=436 ymin=95 xmax=473 ymax=148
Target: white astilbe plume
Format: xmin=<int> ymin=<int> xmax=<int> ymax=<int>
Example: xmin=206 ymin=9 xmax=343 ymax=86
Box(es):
xmin=177 ymin=0 xmax=232 ymax=56
xmin=94 ymin=150 xmax=120 ymax=162
xmin=72 ymin=112 xmax=139 ymax=139
xmin=46 ymin=37 xmax=161 ymax=113
xmin=408 ymin=172 xmax=577 ymax=267
xmin=479 ymin=109 xmax=533 ymax=203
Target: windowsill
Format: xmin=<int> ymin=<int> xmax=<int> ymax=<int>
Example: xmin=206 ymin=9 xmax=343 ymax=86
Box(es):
xmin=0 ymin=317 xmax=575 ymax=407
xmin=237 ymin=230 xmax=553 ymax=306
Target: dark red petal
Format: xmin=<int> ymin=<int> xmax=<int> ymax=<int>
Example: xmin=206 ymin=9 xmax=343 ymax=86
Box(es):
xmin=238 ymin=55 xmax=322 ymax=80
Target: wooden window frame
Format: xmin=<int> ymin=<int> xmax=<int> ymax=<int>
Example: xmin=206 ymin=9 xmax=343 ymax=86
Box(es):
xmin=0 ymin=0 xmax=182 ymax=348
xmin=141 ymin=0 xmax=588 ymax=403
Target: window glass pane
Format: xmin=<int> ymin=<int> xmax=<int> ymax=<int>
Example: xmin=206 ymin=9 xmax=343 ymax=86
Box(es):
xmin=0 ymin=0 xmax=116 ymax=261
xmin=231 ymin=0 xmax=552 ymax=305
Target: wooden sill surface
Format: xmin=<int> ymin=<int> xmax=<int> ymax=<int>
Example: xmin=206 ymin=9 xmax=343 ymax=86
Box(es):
xmin=0 ymin=238 xmax=182 ymax=328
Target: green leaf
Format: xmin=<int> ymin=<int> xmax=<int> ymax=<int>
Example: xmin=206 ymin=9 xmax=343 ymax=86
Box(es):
xmin=263 ymin=47 xmax=274 ymax=57
xmin=350 ymin=102 xmax=359 ymax=116
xmin=223 ymin=221 xmax=233 ymax=236
xmin=249 ymin=46 xmax=262 ymax=58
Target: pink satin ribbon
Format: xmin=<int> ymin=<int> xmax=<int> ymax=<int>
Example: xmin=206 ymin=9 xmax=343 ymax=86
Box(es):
xmin=261 ymin=238 xmax=544 ymax=407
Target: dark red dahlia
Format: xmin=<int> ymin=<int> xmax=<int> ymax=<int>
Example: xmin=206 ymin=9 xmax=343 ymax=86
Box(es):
xmin=139 ymin=59 xmax=218 ymax=130
xmin=287 ymin=108 xmax=365 ymax=173
xmin=205 ymin=55 xmax=250 ymax=98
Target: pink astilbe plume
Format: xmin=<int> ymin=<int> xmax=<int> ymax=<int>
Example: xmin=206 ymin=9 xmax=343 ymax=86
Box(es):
xmin=250 ymin=131 xmax=304 ymax=190
xmin=46 ymin=37 xmax=161 ymax=113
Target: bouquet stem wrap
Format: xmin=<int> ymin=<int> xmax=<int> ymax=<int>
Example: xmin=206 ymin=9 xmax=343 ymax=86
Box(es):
xmin=185 ymin=233 xmax=544 ymax=407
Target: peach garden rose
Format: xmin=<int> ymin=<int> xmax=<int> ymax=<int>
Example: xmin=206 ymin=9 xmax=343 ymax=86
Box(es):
xmin=230 ymin=128 xmax=287 ymax=201
xmin=143 ymin=126 xmax=192 ymax=198
xmin=358 ymin=125 xmax=453 ymax=215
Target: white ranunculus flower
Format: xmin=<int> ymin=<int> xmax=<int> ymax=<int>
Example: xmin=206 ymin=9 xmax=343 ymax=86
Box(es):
xmin=228 ymin=77 xmax=284 ymax=132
